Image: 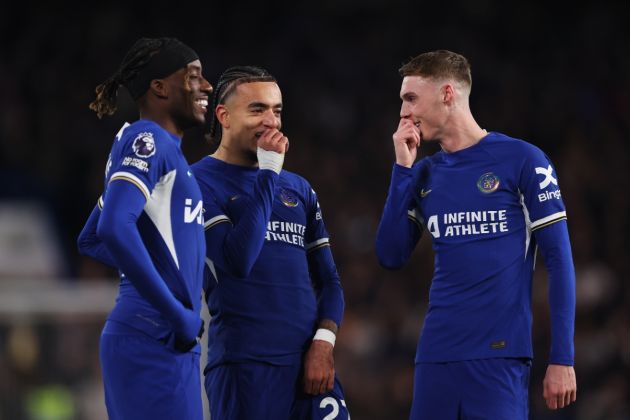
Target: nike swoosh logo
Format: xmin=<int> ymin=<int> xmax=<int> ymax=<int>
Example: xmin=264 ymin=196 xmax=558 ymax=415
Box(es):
xmin=420 ymin=188 xmax=432 ymax=198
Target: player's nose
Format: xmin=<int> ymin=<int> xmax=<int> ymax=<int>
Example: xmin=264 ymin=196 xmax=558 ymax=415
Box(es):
xmin=262 ymin=110 xmax=279 ymax=128
xmin=201 ymin=76 xmax=213 ymax=94
xmin=400 ymin=102 xmax=411 ymax=118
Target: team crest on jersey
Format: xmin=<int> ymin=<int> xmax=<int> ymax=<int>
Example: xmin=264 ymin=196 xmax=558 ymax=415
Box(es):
xmin=477 ymin=172 xmax=500 ymax=194
xmin=279 ymin=188 xmax=299 ymax=207
xmin=132 ymin=132 xmax=156 ymax=158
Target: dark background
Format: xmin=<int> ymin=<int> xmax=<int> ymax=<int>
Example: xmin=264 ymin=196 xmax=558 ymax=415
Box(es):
xmin=1 ymin=1 xmax=629 ymax=419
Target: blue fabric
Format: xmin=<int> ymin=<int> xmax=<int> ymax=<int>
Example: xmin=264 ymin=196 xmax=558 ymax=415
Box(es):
xmin=191 ymin=156 xmax=344 ymax=368
xmin=77 ymin=205 xmax=116 ymax=267
xmin=98 ymin=181 xmax=201 ymax=344
xmin=410 ymin=359 xmax=530 ymax=420
xmin=204 ymin=363 xmax=300 ymax=420
xmin=375 ymin=132 xmax=575 ymax=364
xmin=202 ymin=168 xmax=279 ymax=278
xmin=100 ymin=321 xmax=203 ymax=420
xmin=86 ymin=120 xmax=206 ymax=347
xmin=375 ymin=164 xmax=422 ymax=270
xmin=292 ymin=376 xmax=350 ymax=420
xmin=534 ymin=220 xmax=576 ymax=364
xmin=204 ymin=362 xmax=348 ymax=420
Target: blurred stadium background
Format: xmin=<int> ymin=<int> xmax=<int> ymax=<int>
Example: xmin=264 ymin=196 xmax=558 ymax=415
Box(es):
xmin=1 ymin=1 xmax=628 ymax=419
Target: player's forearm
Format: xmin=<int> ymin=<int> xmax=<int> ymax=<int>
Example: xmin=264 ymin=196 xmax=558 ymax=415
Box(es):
xmin=77 ymin=204 xmax=117 ymax=267
xmin=536 ymin=220 xmax=576 ymax=365
xmin=309 ymin=246 xmax=345 ymax=328
xmin=98 ymin=182 xmax=198 ymax=341
xmin=375 ymin=164 xmax=421 ymax=269
xmin=214 ymin=170 xmax=279 ymax=277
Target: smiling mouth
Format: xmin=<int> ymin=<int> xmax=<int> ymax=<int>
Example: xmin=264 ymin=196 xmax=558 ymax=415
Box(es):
xmin=195 ymin=98 xmax=208 ymax=112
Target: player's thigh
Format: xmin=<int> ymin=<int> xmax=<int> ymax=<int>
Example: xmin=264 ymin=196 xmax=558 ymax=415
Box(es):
xmin=457 ymin=358 xmax=530 ymax=420
xmin=410 ymin=363 xmax=460 ymax=420
xmin=205 ymin=362 xmax=301 ymax=420
xmin=100 ymin=332 xmax=202 ymax=420
xmin=291 ymin=376 xmax=350 ymax=420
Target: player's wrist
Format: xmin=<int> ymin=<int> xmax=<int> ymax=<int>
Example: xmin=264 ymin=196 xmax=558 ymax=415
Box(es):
xmin=313 ymin=328 xmax=336 ymax=347
xmin=257 ymin=147 xmax=284 ymax=174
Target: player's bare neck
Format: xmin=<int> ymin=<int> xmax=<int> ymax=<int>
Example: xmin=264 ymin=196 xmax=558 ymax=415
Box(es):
xmin=440 ymin=117 xmax=487 ymax=153
xmin=139 ymin=109 xmax=183 ymax=138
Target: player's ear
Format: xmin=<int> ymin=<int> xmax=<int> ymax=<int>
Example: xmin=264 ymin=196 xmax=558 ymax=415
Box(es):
xmin=149 ymin=79 xmax=168 ymax=99
xmin=442 ymin=84 xmax=454 ymax=105
xmin=216 ymin=104 xmax=230 ymax=129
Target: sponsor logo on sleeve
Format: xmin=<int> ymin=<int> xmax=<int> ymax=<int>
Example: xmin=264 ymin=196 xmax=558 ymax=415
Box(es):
xmin=535 ymin=165 xmax=558 ymax=189
xmin=132 ymin=132 xmax=156 ymax=158
xmin=535 ymin=165 xmax=561 ymax=202
xmin=121 ymin=156 xmax=150 ymax=173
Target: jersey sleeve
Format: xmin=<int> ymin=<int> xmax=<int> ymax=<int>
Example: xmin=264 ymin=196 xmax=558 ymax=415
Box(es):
xmin=76 ymin=198 xmax=116 ymax=268
xmin=201 ymin=169 xmax=279 ymax=279
xmin=534 ymin=220 xmax=576 ymax=365
xmin=518 ymin=147 xmax=566 ymax=231
xmin=304 ymin=186 xmax=344 ymax=328
xmin=106 ymin=128 xmax=169 ymax=200
xmin=519 ymin=145 xmax=576 ymax=365
xmin=97 ymin=180 xmax=202 ymax=346
xmin=375 ymin=163 xmax=423 ymax=269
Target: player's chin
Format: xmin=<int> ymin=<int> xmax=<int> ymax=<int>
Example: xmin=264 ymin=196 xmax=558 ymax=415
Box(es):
xmin=193 ymin=113 xmax=207 ymax=125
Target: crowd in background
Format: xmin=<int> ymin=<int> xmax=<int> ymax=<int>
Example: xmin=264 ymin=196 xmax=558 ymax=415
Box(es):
xmin=1 ymin=2 xmax=629 ymax=419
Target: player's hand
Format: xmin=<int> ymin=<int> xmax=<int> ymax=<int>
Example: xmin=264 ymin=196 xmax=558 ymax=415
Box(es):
xmin=257 ymin=128 xmax=289 ymax=154
xmin=543 ymin=364 xmax=577 ymax=410
xmin=303 ymin=339 xmax=335 ymax=395
xmin=174 ymin=318 xmax=204 ymax=353
xmin=392 ymin=118 xmax=420 ymax=168
xmin=257 ymin=128 xmax=288 ymax=174
xmin=172 ymin=307 xmax=204 ymax=350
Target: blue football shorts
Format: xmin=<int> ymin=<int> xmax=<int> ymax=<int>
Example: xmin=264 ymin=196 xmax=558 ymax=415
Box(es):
xmin=410 ymin=358 xmax=531 ymax=420
xmin=204 ymin=362 xmax=350 ymax=419
xmin=100 ymin=320 xmax=202 ymax=420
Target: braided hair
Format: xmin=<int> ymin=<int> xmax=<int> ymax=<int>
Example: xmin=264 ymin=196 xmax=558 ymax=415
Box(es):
xmin=89 ymin=38 xmax=166 ymax=119
xmin=208 ymin=66 xmax=276 ymax=144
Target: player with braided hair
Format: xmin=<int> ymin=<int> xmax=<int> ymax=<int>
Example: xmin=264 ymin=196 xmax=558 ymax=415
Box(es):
xmin=78 ymin=37 xmax=211 ymax=419
xmin=191 ymin=66 xmax=350 ymax=419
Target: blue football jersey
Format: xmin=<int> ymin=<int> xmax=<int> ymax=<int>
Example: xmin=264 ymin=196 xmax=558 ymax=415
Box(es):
xmin=379 ymin=132 xmax=569 ymax=362
xmin=192 ymin=156 xmax=333 ymax=367
xmin=102 ymin=120 xmax=206 ymax=339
